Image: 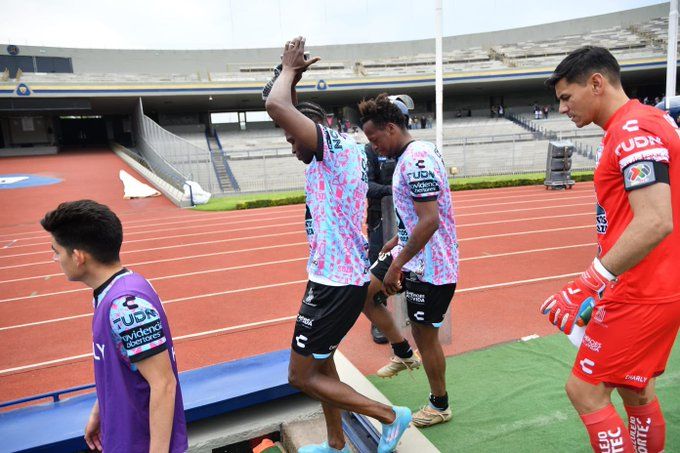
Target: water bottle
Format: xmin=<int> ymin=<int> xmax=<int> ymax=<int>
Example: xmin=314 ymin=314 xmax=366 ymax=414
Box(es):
xmin=567 ymin=298 xmax=595 ymax=348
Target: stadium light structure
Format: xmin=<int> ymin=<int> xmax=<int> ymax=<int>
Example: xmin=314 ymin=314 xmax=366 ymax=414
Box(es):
xmin=435 ymin=0 xmax=443 ymax=152
xmin=666 ymin=0 xmax=678 ymax=110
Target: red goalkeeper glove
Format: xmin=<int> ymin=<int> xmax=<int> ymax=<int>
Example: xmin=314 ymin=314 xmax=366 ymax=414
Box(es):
xmin=540 ymin=258 xmax=616 ymax=334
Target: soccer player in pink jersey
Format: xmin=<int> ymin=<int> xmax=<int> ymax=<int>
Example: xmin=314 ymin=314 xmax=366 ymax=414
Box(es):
xmin=265 ymin=37 xmax=410 ymax=453
xmin=359 ymin=94 xmax=459 ymax=428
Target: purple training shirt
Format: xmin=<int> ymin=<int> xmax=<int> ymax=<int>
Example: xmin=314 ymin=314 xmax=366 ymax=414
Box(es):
xmin=92 ymin=269 xmax=187 ymax=452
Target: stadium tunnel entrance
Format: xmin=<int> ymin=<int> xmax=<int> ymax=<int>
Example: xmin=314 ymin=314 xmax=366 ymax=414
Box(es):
xmin=0 ymin=112 xmax=133 ymax=156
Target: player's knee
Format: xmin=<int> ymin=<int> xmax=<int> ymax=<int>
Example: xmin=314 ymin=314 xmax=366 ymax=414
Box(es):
xmin=288 ymin=367 xmax=306 ymax=391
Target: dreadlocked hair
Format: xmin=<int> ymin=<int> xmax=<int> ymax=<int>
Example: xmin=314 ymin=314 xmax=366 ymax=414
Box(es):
xmin=296 ymin=101 xmax=326 ymax=124
xmin=358 ymin=93 xmax=407 ymax=130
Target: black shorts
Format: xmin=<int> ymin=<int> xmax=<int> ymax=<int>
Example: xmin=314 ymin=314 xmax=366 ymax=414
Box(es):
xmin=291 ymin=280 xmax=368 ymax=359
xmin=370 ymin=252 xmax=456 ymax=327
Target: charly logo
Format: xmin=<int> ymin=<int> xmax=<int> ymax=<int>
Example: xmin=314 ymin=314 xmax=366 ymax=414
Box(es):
xmin=16 ymin=83 xmax=31 ymax=96
xmin=580 ymin=358 xmax=595 ymax=375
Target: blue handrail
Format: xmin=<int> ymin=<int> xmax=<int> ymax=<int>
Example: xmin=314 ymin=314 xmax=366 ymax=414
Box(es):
xmin=0 ymin=384 xmax=96 ymax=409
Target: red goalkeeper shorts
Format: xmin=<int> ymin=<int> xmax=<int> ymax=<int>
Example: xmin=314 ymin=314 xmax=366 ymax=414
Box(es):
xmin=572 ymin=298 xmax=680 ymax=389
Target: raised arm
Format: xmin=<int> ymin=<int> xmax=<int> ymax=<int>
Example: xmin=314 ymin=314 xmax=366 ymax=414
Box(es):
xmin=265 ymin=37 xmax=321 ymax=154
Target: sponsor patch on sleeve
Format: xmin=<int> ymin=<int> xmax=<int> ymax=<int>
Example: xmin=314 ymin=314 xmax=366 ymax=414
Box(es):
xmin=622 ymin=160 xmax=669 ymax=191
xmin=109 ymin=295 xmax=167 ymax=362
xmin=406 ymin=155 xmax=441 ymax=200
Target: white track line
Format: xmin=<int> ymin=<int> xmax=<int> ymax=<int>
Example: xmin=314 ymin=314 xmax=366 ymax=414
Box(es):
xmin=0 ymin=206 xmax=306 ymax=241
xmin=0 ymin=194 xmax=594 ymax=251
xmin=0 ymin=242 xmax=311 ymax=285
xmin=0 ymin=202 xmax=594 ymax=261
xmin=0 ymin=224 xmax=594 ymax=304
xmin=0 ymin=184 xmax=590 ymax=240
xmin=0 ymin=220 xmax=303 ymax=252
xmin=0 ymin=212 xmax=593 ymax=283
xmin=0 ymin=230 xmax=305 ymax=263
xmin=4 ymin=212 xmax=305 ymax=245
xmin=0 ymin=257 xmax=310 ymax=304
xmin=0 ymin=243 xmax=596 ymax=332
xmin=0 ymin=270 xmax=581 ymax=375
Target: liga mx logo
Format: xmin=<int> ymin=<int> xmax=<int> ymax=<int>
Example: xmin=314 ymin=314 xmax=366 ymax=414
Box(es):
xmin=16 ymin=83 xmax=31 ymax=96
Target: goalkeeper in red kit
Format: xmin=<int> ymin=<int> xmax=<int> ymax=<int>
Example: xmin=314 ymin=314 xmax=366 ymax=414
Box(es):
xmin=541 ymin=46 xmax=680 ymax=453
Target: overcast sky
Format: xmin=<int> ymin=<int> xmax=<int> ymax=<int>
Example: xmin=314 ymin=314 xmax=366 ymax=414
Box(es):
xmin=0 ymin=0 xmax=668 ymax=50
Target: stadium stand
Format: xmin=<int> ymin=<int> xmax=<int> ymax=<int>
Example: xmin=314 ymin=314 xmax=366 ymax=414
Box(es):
xmin=165 ymin=124 xmax=210 ymax=150
xmin=0 ymin=4 xmax=666 ymax=193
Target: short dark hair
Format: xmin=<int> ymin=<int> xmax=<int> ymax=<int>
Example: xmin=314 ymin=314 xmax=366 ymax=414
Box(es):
xmin=41 ymin=200 xmax=123 ymax=264
xmin=296 ymin=101 xmax=326 ymax=123
xmin=358 ymin=93 xmax=408 ymax=130
xmin=545 ymin=46 xmax=621 ymax=90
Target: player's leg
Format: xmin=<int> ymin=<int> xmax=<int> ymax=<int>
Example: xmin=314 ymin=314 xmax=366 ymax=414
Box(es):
xmin=363 ymin=275 xmax=404 ymax=345
xmin=289 ymin=281 xmax=411 ymax=451
xmin=564 ymin=374 xmax=633 ymax=452
xmin=288 ymin=352 xmax=407 ymax=426
xmin=405 ymin=280 xmax=455 ymax=427
xmin=318 ymin=357 xmax=345 ymax=450
xmin=618 ymin=379 xmax=666 ymax=453
xmin=616 ymin=300 xmax=679 ymax=453
xmin=366 ymin=256 xmax=420 ymax=378
xmin=368 ymin=221 xmax=388 ymax=344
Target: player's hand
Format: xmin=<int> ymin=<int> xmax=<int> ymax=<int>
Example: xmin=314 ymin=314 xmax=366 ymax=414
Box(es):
xmin=84 ymin=408 xmax=102 ymax=451
xmin=281 ymin=37 xmax=320 ymax=75
xmin=540 ymin=258 xmax=615 ymax=334
xmin=383 ymin=263 xmax=403 ymax=296
xmin=380 ymin=235 xmax=398 ymax=255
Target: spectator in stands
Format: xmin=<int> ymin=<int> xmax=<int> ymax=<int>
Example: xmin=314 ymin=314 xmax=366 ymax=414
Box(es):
xmin=345 ymin=119 xmax=351 ymax=133
xmin=420 ymin=115 xmax=427 ymax=129
xmin=543 ymin=105 xmax=550 ymax=119
xmin=264 ymin=36 xmax=412 ymax=453
xmin=427 ymin=115 xmax=433 ymax=128
xmin=490 ymin=105 xmax=497 ymax=119
xmin=534 ymin=103 xmax=541 ymax=119
xmin=643 ymin=96 xmax=650 ymax=105
xmin=498 ymin=104 xmax=505 ymax=118
xmin=41 ymin=200 xmax=187 ymax=453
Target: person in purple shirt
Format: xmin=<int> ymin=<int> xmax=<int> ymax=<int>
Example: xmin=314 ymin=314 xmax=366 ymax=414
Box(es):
xmin=41 ymin=200 xmax=187 ymax=453
xmin=264 ymin=36 xmax=411 ymax=453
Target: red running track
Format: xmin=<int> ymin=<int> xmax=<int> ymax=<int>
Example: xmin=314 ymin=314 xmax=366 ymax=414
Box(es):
xmin=0 ymin=148 xmax=598 ymax=403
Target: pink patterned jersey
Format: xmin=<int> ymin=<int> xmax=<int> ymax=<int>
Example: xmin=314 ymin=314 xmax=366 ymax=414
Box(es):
xmin=392 ymin=140 xmax=459 ymax=285
xmin=305 ymin=124 xmax=370 ymax=285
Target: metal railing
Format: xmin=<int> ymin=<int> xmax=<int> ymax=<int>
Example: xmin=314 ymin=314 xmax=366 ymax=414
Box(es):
xmin=132 ymin=98 xmax=219 ymax=193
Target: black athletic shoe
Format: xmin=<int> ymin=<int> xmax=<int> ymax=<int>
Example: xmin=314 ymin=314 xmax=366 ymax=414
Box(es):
xmin=371 ymin=325 xmax=388 ymax=344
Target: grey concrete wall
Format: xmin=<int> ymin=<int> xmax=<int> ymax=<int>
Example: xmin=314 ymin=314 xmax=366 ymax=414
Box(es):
xmin=1 ymin=3 xmax=667 ymax=74
xmin=6 ymin=116 xmax=50 ymax=145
